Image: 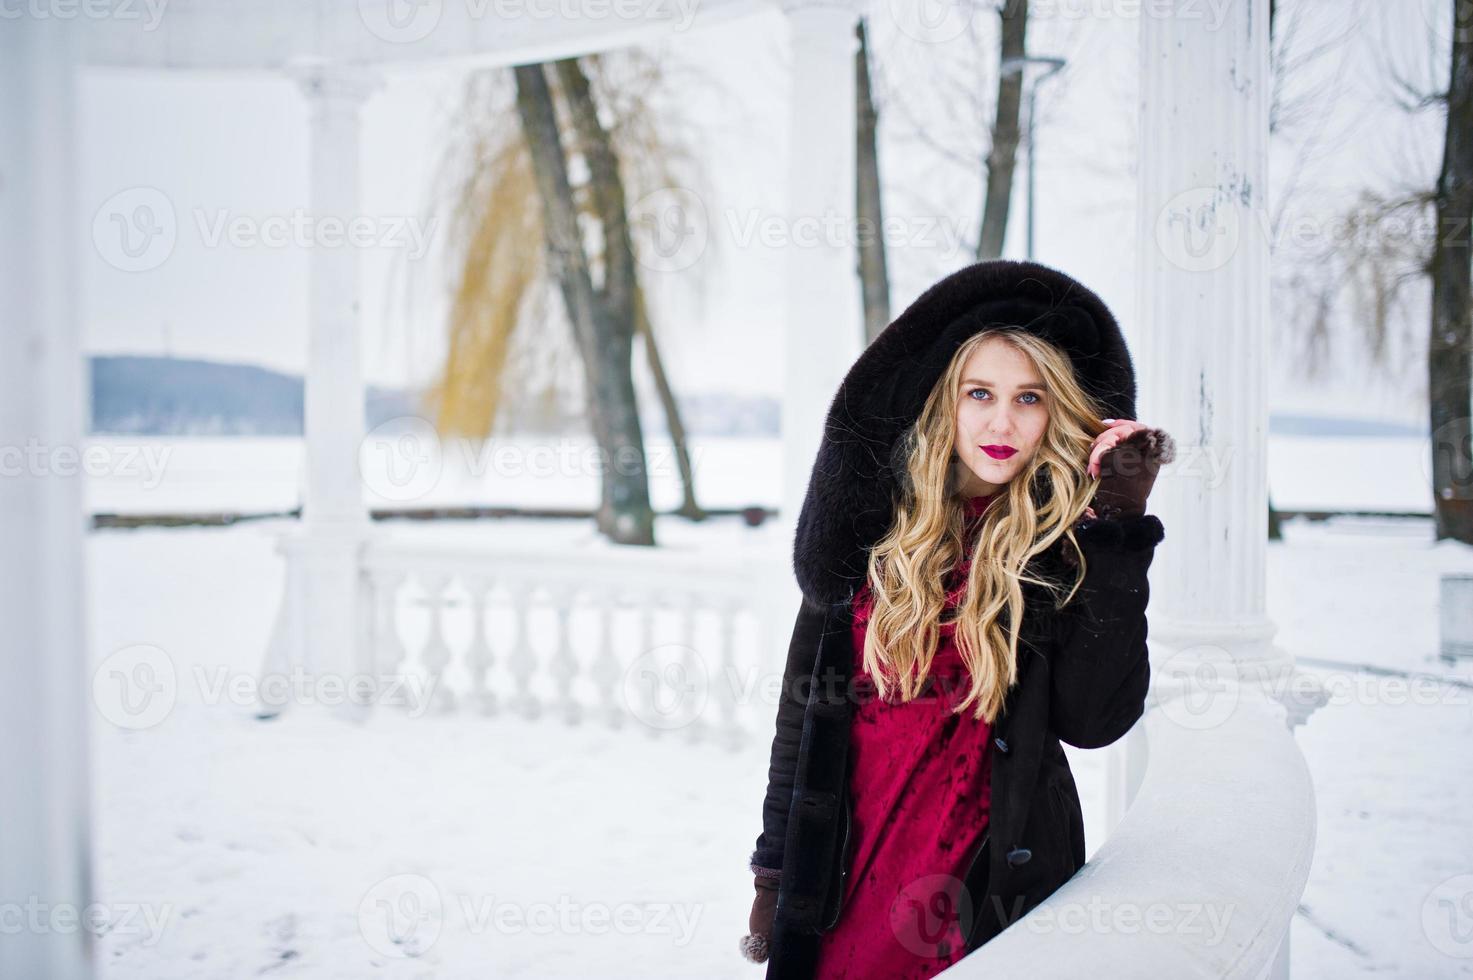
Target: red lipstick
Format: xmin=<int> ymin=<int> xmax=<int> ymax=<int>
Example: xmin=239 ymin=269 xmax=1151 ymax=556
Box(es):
xmin=981 ymin=444 xmax=1017 ymax=460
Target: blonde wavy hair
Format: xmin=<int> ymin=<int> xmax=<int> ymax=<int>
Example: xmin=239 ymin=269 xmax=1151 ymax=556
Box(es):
xmin=859 ymin=327 xmax=1112 ymax=723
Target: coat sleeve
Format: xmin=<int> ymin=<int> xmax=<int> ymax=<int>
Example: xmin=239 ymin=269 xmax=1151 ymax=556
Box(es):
xmin=748 ymin=595 xmax=830 ymax=877
xmin=1046 ymin=512 xmax=1165 ymax=749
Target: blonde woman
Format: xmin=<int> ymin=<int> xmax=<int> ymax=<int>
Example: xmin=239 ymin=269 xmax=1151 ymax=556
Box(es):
xmin=740 ymin=260 xmax=1175 ymax=979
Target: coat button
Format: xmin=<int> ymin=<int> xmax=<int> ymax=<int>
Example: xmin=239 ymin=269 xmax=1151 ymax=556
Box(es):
xmin=993 ymin=736 xmax=1010 ymax=754
xmin=1006 ymin=846 xmax=1032 ymax=867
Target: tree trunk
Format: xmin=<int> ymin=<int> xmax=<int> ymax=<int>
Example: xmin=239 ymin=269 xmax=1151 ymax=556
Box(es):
xmin=552 ymin=58 xmax=659 ymax=542
xmin=634 ymin=286 xmax=704 ymax=519
xmin=513 ymin=61 xmax=655 ymax=545
xmin=553 ymin=58 xmax=702 ymax=522
xmin=977 ymin=0 xmax=1028 ymax=260
xmin=856 ymin=17 xmax=891 ymax=345
xmin=1429 ymin=15 xmax=1473 ymax=543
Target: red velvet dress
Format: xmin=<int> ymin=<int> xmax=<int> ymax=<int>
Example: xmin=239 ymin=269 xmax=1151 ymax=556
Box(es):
xmin=814 ymin=492 xmax=999 ymax=980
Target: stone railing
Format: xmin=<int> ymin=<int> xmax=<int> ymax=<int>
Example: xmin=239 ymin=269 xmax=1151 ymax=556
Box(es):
xmin=257 ymin=529 xmax=789 ymax=745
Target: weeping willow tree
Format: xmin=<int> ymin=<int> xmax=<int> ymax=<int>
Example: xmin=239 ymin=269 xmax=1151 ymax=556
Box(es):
xmin=423 ymin=52 xmax=712 ymax=543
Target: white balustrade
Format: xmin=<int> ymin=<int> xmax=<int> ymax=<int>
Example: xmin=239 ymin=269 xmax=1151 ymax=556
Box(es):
xmin=347 ymin=536 xmax=778 ymax=748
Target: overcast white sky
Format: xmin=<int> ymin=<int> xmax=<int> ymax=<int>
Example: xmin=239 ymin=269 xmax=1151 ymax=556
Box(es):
xmin=78 ymin=1 xmax=1445 ymax=426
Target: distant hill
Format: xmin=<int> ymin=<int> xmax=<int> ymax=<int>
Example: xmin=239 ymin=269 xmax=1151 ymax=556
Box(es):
xmin=88 ymin=355 xmax=781 ymax=437
xmin=90 ymin=355 xmax=423 ymax=436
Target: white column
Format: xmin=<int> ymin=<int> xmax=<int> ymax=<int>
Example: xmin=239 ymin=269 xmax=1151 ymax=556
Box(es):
xmin=291 ymin=62 xmax=381 ymax=528
xmin=284 ymin=63 xmax=380 ymax=698
xmin=0 ymin=18 xmax=94 ymax=980
xmin=778 ymin=0 xmax=866 ymax=540
xmin=1136 ymin=0 xmax=1280 ymax=670
xmin=1135 ymin=4 xmax=1304 ymax=975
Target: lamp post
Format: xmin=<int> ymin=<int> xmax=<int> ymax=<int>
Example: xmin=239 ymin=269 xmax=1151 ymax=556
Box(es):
xmin=1001 ymin=55 xmax=1066 ymax=260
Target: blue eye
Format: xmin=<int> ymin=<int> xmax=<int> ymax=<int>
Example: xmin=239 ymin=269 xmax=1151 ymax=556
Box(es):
xmin=968 ymin=388 xmax=1041 ymax=405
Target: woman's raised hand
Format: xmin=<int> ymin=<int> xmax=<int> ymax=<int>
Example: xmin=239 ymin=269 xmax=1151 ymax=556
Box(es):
xmin=1084 ymin=418 xmax=1176 ymax=519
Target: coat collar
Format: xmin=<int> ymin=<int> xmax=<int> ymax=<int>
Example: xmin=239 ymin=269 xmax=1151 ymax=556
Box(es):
xmin=791 ymin=259 xmax=1139 ymax=607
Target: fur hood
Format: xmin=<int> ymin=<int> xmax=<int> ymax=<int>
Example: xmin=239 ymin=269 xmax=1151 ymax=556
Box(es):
xmin=791 ymin=259 xmax=1141 ymax=607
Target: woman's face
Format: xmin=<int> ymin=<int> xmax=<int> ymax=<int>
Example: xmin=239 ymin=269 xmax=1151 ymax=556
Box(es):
xmin=952 ymin=335 xmax=1050 ymax=497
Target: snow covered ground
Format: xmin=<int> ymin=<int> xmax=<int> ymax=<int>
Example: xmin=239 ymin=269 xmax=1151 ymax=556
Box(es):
xmin=85 ymin=505 xmax=1473 ymax=979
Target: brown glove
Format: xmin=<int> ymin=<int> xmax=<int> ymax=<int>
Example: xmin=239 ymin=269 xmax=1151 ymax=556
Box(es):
xmin=740 ymin=873 xmax=780 ymax=963
xmin=1088 ymin=424 xmax=1175 ymax=520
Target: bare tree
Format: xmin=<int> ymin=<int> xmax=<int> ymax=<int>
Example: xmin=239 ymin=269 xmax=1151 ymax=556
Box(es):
xmin=1273 ymin=4 xmax=1472 ymax=537
xmin=977 ymin=0 xmax=1027 ymax=260
xmin=873 ymin=0 xmax=1067 ymax=274
xmin=514 ymin=61 xmax=654 ymax=545
xmin=420 ymin=54 xmax=714 ymax=540
xmin=856 ymin=16 xmax=892 ymax=344
xmin=1428 ymin=13 xmax=1473 ymax=541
